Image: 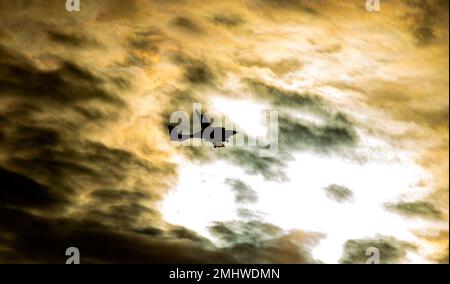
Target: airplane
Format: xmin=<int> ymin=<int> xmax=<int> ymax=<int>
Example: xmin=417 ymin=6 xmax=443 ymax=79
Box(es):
xmin=168 ymin=110 xmax=238 ymax=148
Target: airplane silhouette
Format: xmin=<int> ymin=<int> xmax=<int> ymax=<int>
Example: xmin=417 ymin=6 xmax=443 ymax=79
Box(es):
xmin=168 ymin=110 xmax=238 ymax=148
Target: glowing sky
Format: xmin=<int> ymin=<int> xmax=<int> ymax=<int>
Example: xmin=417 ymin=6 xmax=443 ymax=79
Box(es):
xmin=0 ymin=0 xmax=448 ymax=263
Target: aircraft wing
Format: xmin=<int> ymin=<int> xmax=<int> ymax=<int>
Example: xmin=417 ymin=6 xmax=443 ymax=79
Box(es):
xmin=195 ymin=110 xmax=211 ymax=129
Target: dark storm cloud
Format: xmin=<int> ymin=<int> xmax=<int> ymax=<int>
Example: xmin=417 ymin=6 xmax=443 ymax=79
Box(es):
xmin=246 ymin=79 xmax=321 ymax=107
xmin=220 ymin=148 xmax=288 ymax=181
xmin=239 ymin=58 xmax=303 ymax=76
xmin=164 ymin=88 xmax=200 ymax=112
xmin=84 ymin=189 xmax=166 ymax=236
xmin=339 ymin=236 xmax=415 ymax=264
xmin=84 ymin=203 xmax=158 ymax=229
xmin=0 ymin=45 xmax=127 ymax=132
xmin=0 ymin=129 xmax=218 ymax=262
xmin=225 ymin=178 xmax=259 ymax=204
xmin=209 ymin=220 xmax=323 ymax=263
xmin=237 ymin=208 xmax=263 ymax=220
xmin=0 ymin=46 xmax=159 ymax=220
xmin=0 ymin=44 xmax=214 ymax=263
xmin=413 ymin=107 xmax=449 ymax=129
xmin=1 ymin=0 xmax=443 ymax=264
xmin=6 ymin=138 xmax=172 ymax=195
xmin=323 ymin=184 xmax=353 ymax=203
xmin=8 ymin=125 xmax=61 ymax=151
xmin=96 ymin=0 xmax=139 ymax=22
xmin=168 ymin=226 xmax=213 ymax=243
xmin=121 ymin=28 xmax=165 ymax=67
xmin=211 ymin=13 xmax=244 ymax=27
xmin=0 ymin=42 xmax=293 ymax=264
xmin=0 ymin=199 xmax=317 ymax=263
xmin=0 ymin=128 xmax=176 ymax=245
xmin=128 ymin=28 xmax=163 ymax=52
xmin=178 ymin=143 xmax=216 ymax=162
xmin=351 ymin=82 xmax=448 ymax=136
xmin=244 ymin=79 xmax=329 ymax=117
xmin=179 ymin=58 xmax=215 ymax=85
xmin=184 ymin=62 xmax=214 ymax=85
xmin=278 ymin=112 xmax=357 ymax=152
xmin=171 ymin=17 xmax=203 ymax=33
xmin=0 ymin=166 xmax=63 ymax=209
xmin=0 ymin=46 xmax=124 ymax=107
xmin=90 ymin=189 xmax=152 ymax=203
xmin=85 ymin=189 xmax=161 ymax=231
xmin=128 ymin=38 xmax=156 ymax=52
xmin=0 ymin=207 xmax=235 ymax=264
xmin=253 ymin=0 xmax=321 ymax=14
xmin=210 ymin=220 xmax=283 ymax=245
xmin=385 ymin=201 xmax=443 ymax=220
xmin=414 ymin=26 xmax=435 ymax=45
xmin=45 ymin=30 xmax=101 ymax=49
xmin=72 ymin=104 xmax=121 ymax=121
xmin=401 ymin=0 xmax=449 ymax=45
xmin=246 ymin=80 xmax=358 ymax=150
xmin=123 ymin=56 xmax=150 ymax=68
